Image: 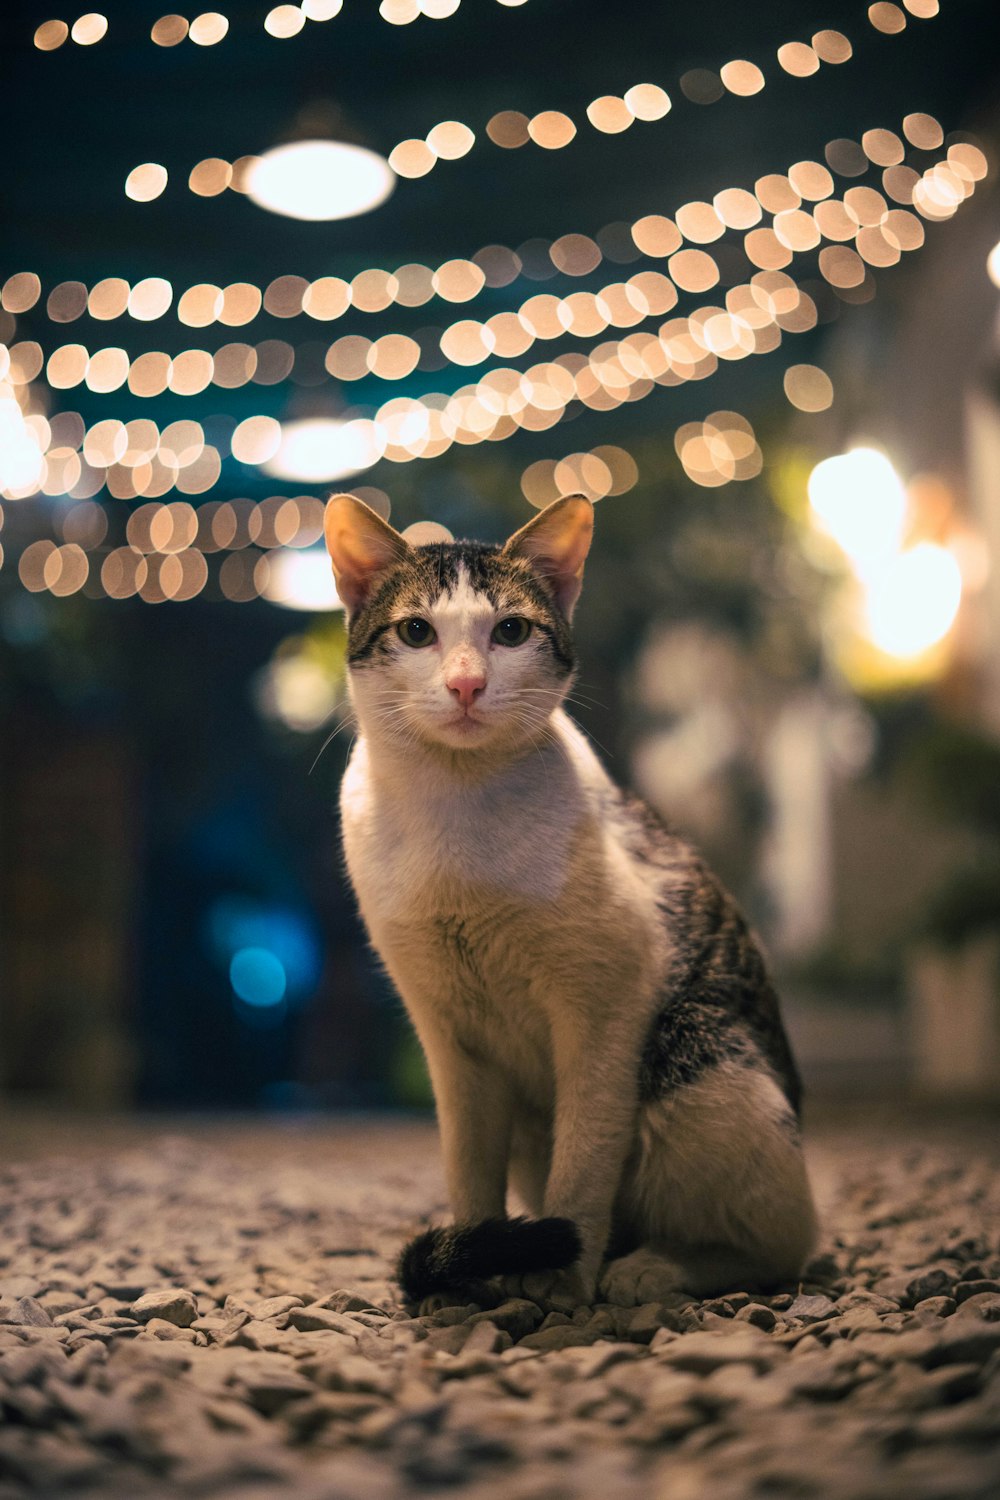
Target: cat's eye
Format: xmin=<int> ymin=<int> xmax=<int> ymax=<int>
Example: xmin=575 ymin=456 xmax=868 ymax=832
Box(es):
xmin=396 ymin=617 xmax=436 ymax=648
xmin=492 ymin=617 xmax=532 ymax=647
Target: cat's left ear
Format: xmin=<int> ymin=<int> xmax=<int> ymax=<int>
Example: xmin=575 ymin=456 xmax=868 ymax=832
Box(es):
xmin=503 ymin=495 xmax=594 ymax=618
xmin=324 ymin=494 xmax=411 ymax=615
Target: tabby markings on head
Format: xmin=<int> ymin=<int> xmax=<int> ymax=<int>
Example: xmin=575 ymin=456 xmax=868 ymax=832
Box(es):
xmin=346 ymin=540 xmax=577 ymax=675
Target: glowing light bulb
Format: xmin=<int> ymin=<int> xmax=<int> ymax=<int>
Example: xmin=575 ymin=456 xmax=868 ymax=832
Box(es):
xmin=262 ymin=548 xmax=343 ymax=611
xmin=865 ymin=543 xmax=962 ymax=656
xmin=987 ymin=239 xmax=1000 ymax=289
xmin=807 ymin=447 xmax=906 ymax=576
xmin=0 ymin=399 xmax=45 ymax=493
xmin=245 ymin=140 xmax=395 ymax=222
xmin=263 ymin=418 xmax=383 ymax=482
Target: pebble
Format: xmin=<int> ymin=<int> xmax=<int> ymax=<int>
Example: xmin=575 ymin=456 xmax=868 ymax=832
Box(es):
xmin=3 ymin=1297 xmax=54 ymax=1327
xmin=130 ymin=1289 xmax=198 ymax=1327
xmin=735 ymin=1303 xmax=777 ymax=1331
xmin=905 ymin=1265 xmax=958 ymax=1303
xmin=466 ymin=1299 xmax=541 ymax=1341
xmin=786 ymin=1293 xmax=837 ymax=1322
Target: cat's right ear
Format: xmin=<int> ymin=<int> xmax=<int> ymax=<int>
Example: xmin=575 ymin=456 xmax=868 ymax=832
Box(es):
xmin=324 ymin=494 xmax=410 ymax=615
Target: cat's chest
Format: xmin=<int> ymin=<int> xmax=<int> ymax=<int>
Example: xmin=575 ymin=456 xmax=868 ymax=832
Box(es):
xmin=341 ymin=745 xmax=584 ymax=923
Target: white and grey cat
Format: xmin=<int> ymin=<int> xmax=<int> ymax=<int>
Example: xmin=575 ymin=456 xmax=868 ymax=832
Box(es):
xmin=324 ymin=492 xmax=818 ymax=1309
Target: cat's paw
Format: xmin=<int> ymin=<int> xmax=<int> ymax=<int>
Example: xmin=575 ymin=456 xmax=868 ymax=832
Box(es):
xmin=417 ymin=1292 xmax=458 ymax=1316
xmin=498 ymin=1266 xmax=594 ymax=1312
xmin=599 ymin=1248 xmax=688 ymax=1307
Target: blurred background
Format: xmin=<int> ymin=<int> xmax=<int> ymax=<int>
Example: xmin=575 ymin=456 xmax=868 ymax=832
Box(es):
xmin=2 ymin=0 xmax=1000 ymax=1115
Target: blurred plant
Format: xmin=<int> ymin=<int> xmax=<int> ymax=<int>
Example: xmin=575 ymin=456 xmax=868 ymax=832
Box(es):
xmin=898 ymin=722 xmax=1000 ymax=949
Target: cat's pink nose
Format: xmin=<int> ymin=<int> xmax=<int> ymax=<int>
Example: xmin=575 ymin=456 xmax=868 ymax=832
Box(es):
xmin=446 ymin=672 xmax=486 ymax=709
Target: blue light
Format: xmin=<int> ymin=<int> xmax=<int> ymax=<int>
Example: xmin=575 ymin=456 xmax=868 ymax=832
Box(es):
xmin=206 ymin=897 xmax=322 ymax=1006
xmin=229 ymin=947 xmax=287 ymax=1008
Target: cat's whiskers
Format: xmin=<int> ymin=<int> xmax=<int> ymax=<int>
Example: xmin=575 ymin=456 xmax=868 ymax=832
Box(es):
xmin=308 ymin=706 xmax=357 ymax=775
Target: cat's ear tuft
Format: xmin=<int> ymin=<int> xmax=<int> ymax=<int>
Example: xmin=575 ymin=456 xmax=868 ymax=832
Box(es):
xmin=324 ymin=493 xmax=410 ymax=615
xmin=503 ymin=495 xmax=594 ymax=618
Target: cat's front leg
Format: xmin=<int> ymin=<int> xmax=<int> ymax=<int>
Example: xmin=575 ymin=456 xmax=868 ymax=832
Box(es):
xmin=539 ymin=1010 xmax=644 ymax=1306
xmin=420 ymin=1024 xmax=512 ymax=1223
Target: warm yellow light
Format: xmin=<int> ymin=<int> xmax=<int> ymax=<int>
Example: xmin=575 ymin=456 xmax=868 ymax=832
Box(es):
xmin=808 ymin=448 xmax=906 ymax=575
xmin=263 ymin=418 xmax=382 ymax=481
xmin=865 ymin=544 xmax=962 ymax=656
xmin=125 ymin=163 xmax=168 ymax=202
xmin=246 ymin=141 xmax=394 ymax=221
xmin=0 ymin=399 xmax=46 ymax=495
xmin=987 ymin=241 xmax=1000 ymax=289
xmin=71 ymin=13 xmax=108 ymax=45
xmin=262 ymin=549 xmax=343 ymax=611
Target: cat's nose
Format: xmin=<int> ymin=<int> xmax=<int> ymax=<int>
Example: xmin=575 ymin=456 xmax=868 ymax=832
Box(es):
xmin=446 ymin=672 xmax=487 ymax=708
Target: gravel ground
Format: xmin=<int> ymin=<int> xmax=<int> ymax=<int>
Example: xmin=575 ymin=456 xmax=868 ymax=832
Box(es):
xmin=1 ymin=1109 xmax=999 ymax=1500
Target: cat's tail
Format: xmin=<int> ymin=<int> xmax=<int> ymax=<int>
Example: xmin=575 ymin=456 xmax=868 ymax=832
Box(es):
xmin=397 ymin=1216 xmax=580 ymax=1304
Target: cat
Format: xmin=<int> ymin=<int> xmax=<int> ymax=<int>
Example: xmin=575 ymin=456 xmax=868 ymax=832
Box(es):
xmin=324 ymin=491 xmax=818 ymax=1310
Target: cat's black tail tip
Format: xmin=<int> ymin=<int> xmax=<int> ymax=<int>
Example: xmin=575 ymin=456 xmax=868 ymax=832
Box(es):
xmin=397 ymin=1215 xmax=581 ymax=1304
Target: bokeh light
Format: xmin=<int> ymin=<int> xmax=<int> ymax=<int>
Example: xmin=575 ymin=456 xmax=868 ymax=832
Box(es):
xmin=246 ymin=141 xmax=395 ymax=221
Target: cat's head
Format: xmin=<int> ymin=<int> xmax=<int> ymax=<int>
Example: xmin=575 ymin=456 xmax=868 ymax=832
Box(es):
xmin=324 ymin=495 xmax=593 ymax=755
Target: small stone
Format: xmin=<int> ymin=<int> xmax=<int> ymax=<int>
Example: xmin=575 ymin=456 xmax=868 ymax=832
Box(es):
xmin=654 ymin=1327 xmax=776 ymax=1374
xmin=245 ymin=1295 xmax=304 ymax=1321
xmin=560 ymin=1342 xmax=646 ymax=1379
xmin=92 ymin=1273 xmax=156 ymax=1300
xmin=4 ymin=1298 xmax=53 ymax=1328
xmin=37 ymin=1292 xmax=87 ymax=1318
xmin=952 ymin=1292 xmax=1000 ymax=1323
xmin=538 ymin=1311 xmax=573 ymax=1331
xmin=912 ymin=1296 xmax=957 ymax=1321
xmin=466 ymin=1299 xmax=542 ymax=1341
xmin=736 ymin=1303 xmax=777 ymax=1331
xmin=129 ymin=1289 xmax=197 ymax=1328
xmin=617 ymin=1303 xmax=686 ymax=1344
xmin=232 ymin=1358 xmax=315 ymax=1415
xmin=584 ymin=1309 xmax=619 ymax=1339
xmin=905 ymin=1266 xmax=957 ymax=1304
xmin=137 ymin=1317 xmax=199 ymax=1343
xmin=871 ymin=1274 xmax=914 ymax=1304
xmin=835 ymin=1290 xmax=901 ymax=1315
xmin=286 ymin=1305 xmax=362 ymax=1335
xmin=517 ymin=1325 xmax=604 ymax=1352
xmin=318 ymin=1290 xmax=382 ymax=1313
xmin=955 ymin=1279 xmax=1000 ymax=1303
xmin=786 ymin=1294 xmax=837 ymax=1323
xmin=283 ymin=1391 xmax=384 ymax=1437
xmin=422 ymin=1304 xmax=479 ymax=1328
xmin=926 ymin=1317 xmax=1000 ymax=1367
xmin=305 ymin=1353 xmax=396 ymax=1396
xmin=701 ymin=1297 xmax=736 ymax=1318
xmin=462 ymin=1320 xmax=505 ymax=1355
xmin=424 ymin=1325 xmax=473 ymax=1355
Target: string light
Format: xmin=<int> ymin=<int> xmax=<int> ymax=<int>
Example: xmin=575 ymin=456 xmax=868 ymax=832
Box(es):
xmin=115 ymin=0 xmax=947 ymax=223
xmin=128 ymin=7 xmax=916 ymax=202
xmin=33 ymin=0 xmax=526 ymax=52
xmin=12 ymin=128 xmax=976 ymax=532
xmin=66 ymin=120 xmax=977 ymax=352
xmin=4 ymin=31 xmax=984 ymax=606
xmin=28 ymin=121 xmax=971 ymax=417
